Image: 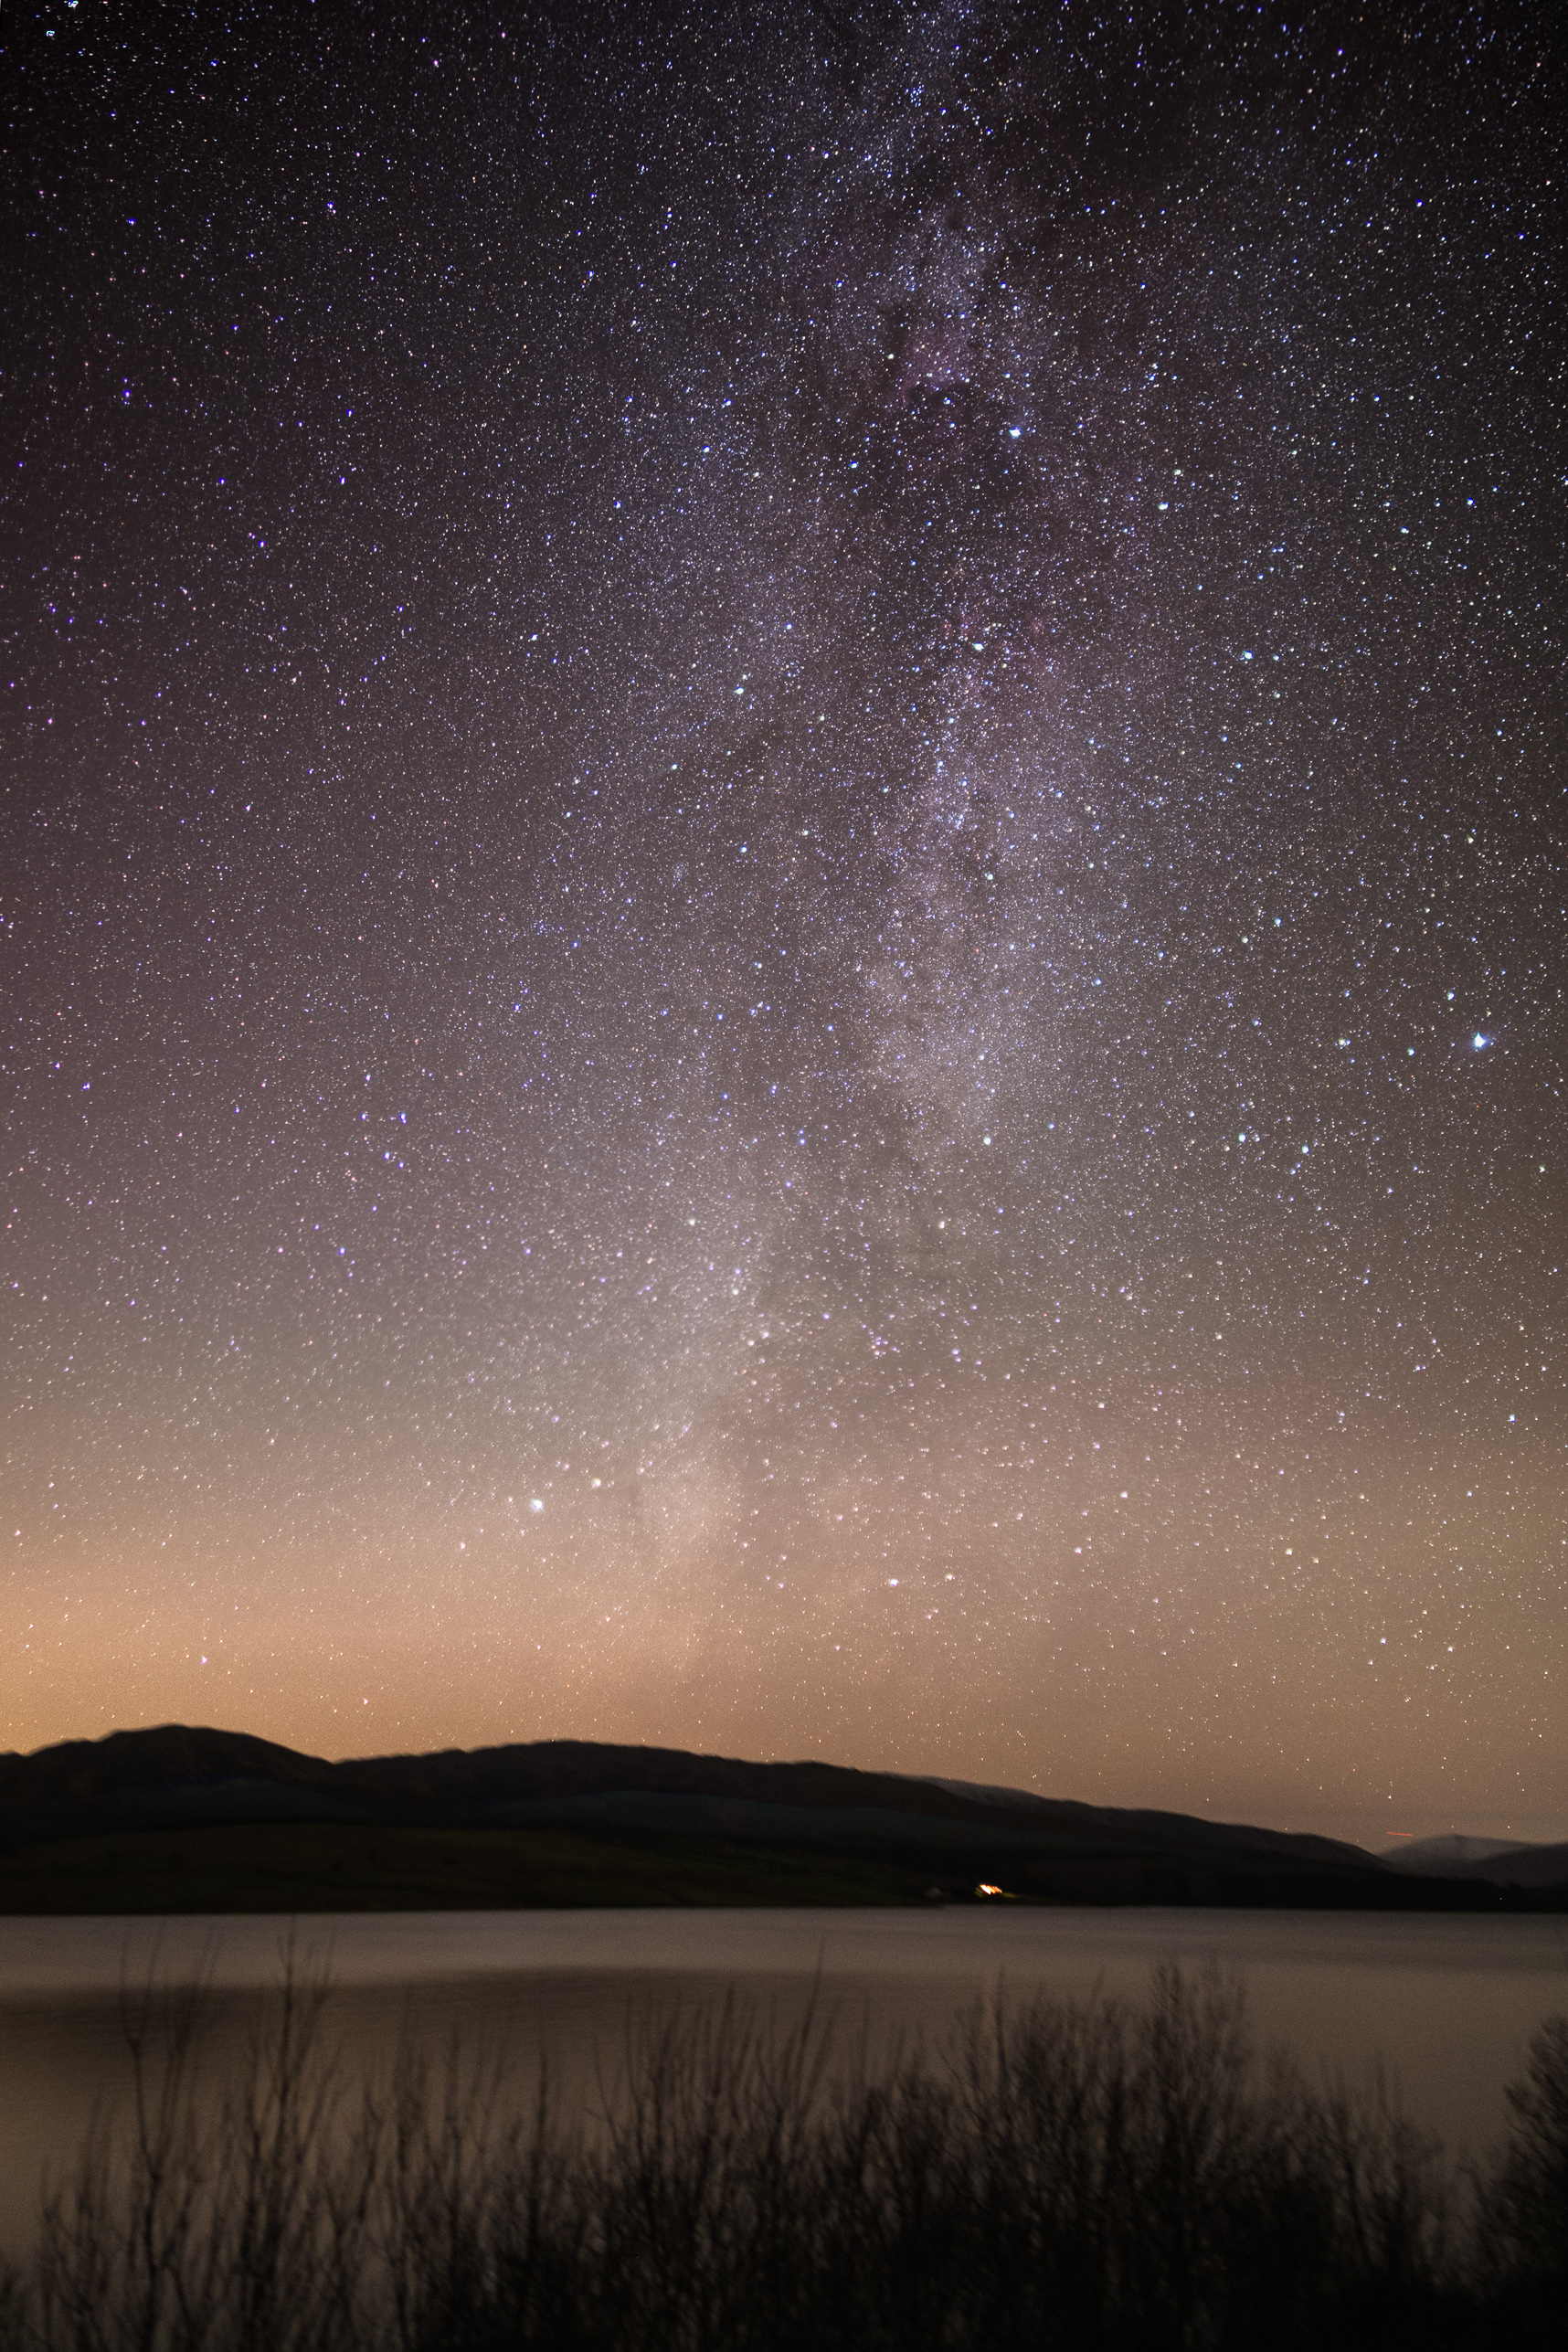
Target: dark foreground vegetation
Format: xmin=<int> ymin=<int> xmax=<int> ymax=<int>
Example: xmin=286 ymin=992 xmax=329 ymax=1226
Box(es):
xmin=1 ymin=1959 xmax=1564 ymax=2351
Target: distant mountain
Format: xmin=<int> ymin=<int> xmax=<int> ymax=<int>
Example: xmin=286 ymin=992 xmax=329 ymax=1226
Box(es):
xmin=1383 ymin=1833 xmax=1568 ymax=1886
xmin=1383 ymin=1834 xmax=1537 ymax=1872
xmin=2 ymin=1727 xmax=1563 ymax=1913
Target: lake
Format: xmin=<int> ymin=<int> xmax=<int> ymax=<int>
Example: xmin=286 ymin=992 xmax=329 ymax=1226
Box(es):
xmin=3 ymin=1906 xmax=1564 ymax=2260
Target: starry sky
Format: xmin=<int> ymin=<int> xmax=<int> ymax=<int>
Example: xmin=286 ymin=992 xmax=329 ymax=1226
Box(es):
xmin=5 ymin=2 xmax=1564 ymax=1844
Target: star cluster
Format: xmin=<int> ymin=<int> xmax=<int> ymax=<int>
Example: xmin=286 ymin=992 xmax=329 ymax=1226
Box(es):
xmin=4 ymin=2 xmax=1564 ymax=1840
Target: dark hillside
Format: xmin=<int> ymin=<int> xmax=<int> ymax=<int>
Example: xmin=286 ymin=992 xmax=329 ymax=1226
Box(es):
xmin=2 ymin=1727 xmax=1563 ymax=1912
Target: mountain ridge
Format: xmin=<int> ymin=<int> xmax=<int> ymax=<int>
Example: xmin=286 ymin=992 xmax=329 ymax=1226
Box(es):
xmin=0 ymin=1723 xmax=1371 ymax=1869
xmin=1382 ymin=1832 xmax=1568 ymax=1887
xmin=3 ymin=1727 xmax=1563 ymax=1913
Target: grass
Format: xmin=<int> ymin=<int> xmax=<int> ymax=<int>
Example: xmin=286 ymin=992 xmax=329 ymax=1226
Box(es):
xmin=0 ymin=1953 xmax=1563 ymax=2350
xmin=5 ymin=1817 xmax=1558 ymax=1918
xmin=0 ymin=1822 xmax=936 ymax=1914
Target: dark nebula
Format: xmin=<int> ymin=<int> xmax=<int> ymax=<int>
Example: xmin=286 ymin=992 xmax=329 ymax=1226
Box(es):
xmin=5 ymin=2 xmax=1563 ymax=1842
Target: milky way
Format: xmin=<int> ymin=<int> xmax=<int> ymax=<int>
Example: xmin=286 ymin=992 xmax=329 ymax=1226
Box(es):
xmin=5 ymin=3 xmax=1564 ymax=1841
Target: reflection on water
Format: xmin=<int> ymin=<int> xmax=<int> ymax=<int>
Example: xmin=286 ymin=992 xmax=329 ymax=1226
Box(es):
xmin=2 ymin=1906 xmax=1564 ymax=2259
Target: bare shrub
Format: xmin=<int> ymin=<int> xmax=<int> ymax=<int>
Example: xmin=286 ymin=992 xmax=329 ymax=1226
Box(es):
xmin=1476 ymin=2012 xmax=1568 ymax=2304
xmin=5 ymin=1956 xmax=1563 ymax=2352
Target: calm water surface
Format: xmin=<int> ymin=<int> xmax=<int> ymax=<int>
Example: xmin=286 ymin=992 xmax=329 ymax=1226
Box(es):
xmin=3 ymin=1907 xmax=1564 ymax=2257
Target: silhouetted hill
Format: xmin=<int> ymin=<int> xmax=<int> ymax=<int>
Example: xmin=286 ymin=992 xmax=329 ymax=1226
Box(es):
xmin=2 ymin=1727 xmax=1563 ymax=1912
xmin=1384 ymin=1834 xmax=1568 ymax=1887
xmin=0 ymin=1725 xmax=1359 ymax=1862
xmin=0 ymin=1724 xmax=341 ymax=1812
xmin=1383 ymin=1832 xmax=1540 ymax=1873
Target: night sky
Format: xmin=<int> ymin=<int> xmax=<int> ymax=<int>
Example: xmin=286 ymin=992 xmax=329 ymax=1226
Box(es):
xmin=5 ymin=2 xmax=1563 ymax=1844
